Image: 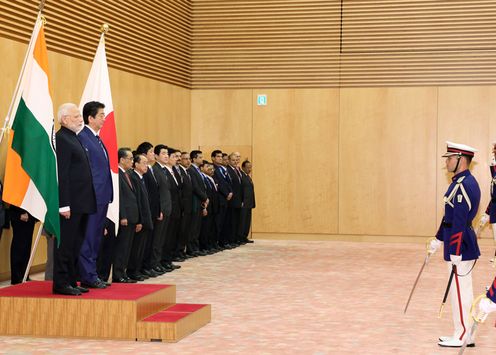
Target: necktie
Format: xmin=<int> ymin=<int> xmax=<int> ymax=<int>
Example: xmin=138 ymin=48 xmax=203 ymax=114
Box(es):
xmin=149 ymin=166 xmax=157 ymax=183
xmin=124 ymin=171 xmax=133 ymax=190
xmin=96 ymin=135 xmax=108 ymax=160
xmin=223 ymin=168 xmax=231 ymax=182
xmin=140 ymin=177 xmax=147 ymax=192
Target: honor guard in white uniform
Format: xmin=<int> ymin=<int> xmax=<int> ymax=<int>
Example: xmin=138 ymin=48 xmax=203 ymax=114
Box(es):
xmin=428 ymin=141 xmax=481 ymax=348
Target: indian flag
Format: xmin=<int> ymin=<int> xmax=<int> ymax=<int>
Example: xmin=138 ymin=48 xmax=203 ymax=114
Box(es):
xmin=3 ymin=14 xmax=60 ymax=241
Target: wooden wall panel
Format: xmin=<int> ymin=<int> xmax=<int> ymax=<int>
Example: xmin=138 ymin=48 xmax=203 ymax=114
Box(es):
xmin=190 ymin=89 xmax=253 ymax=149
xmin=192 ymin=0 xmax=496 ymax=88
xmin=0 ymin=0 xmax=191 ymax=88
xmin=339 ymin=87 xmax=438 ymax=236
xmin=252 ymin=89 xmax=339 ymax=234
xmin=192 ymin=0 xmax=341 ymax=88
xmin=0 ymin=36 xmax=191 ymax=278
xmin=437 ymin=86 xmax=496 ymax=239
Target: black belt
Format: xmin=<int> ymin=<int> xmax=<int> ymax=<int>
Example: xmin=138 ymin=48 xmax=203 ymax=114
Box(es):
xmin=442 ymin=222 xmax=472 ymax=228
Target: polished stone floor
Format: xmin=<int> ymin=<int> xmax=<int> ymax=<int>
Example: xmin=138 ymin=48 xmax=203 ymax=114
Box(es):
xmin=1 ymin=239 xmax=496 ymax=354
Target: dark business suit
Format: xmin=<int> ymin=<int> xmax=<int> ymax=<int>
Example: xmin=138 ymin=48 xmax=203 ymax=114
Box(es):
xmin=162 ymin=166 xmax=182 ymax=264
xmin=177 ymin=165 xmax=192 ymax=257
xmin=151 ymin=163 xmax=172 ymax=268
xmin=187 ymin=164 xmax=208 ymax=253
xmin=240 ymin=171 xmax=256 ymax=239
xmin=127 ymin=170 xmax=153 ymax=277
xmin=112 ymin=168 xmax=139 ymax=281
xmin=141 ymin=167 xmax=160 ymax=271
xmin=214 ymin=165 xmax=233 ymax=246
xmin=200 ymin=175 xmax=218 ymax=250
xmin=227 ymin=165 xmax=243 ymax=243
xmin=9 ymin=206 xmax=36 ymax=284
xmin=54 ymin=126 xmax=96 ymax=291
xmin=77 ymin=126 xmax=113 ymax=284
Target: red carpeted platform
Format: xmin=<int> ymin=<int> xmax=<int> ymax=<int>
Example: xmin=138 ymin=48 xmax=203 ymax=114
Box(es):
xmin=0 ymin=281 xmax=171 ymax=300
xmin=0 ymin=281 xmax=211 ymax=342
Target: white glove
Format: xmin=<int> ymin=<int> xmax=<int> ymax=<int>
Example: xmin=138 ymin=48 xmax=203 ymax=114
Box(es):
xmin=450 ymin=254 xmax=462 ymax=266
xmin=479 ymin=213 xmax=490 ymax=227
xmin=479 ymin=297 xmax=496 ymax=315
xmin=428 ymin=239 xmax=442 ymax=255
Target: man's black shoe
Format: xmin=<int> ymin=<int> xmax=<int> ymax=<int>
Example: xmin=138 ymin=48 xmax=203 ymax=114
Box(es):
xmin=53 ymin=285 xmax=82 ymax=296
xmin=142 ymin=269 xmax=159 ymax=277
xmin=75 ymin=286 xmax=89 ymax=293
xmin=81 ymin=280 xmax=107 ymax=289
xmin=169 ymin=263 xmax=181 ymax=270
xmin=129 ymin=274 xmax=145 ymax=282
xmin=96 ymin=278 xmax=111 ymax=287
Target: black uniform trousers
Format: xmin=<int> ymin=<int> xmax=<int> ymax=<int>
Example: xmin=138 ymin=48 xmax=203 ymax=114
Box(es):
xmin=10 ymin=217 xmax=36 ymax=284
xmin=163 ymin=216 xmax=180 ymax=264
xmin=127 ymin=228 xmax=150 ymax=276
xmin=239 ymin=208 xmax=252 ymax=239
xmin=176 ymin=212 xmax=192 ymax=256
xmin=97 ymin=219 xmax=115 ymax=282
xmin=141 ymin=224 xmax=155 ymax=270
xmin=231 ymin=207 xmax=242 ymax=243
xmin=150 ymin=218 xmax=168 ymax=268
xmin=111 ymin=223 xmax=135 ymax=280
xmin=53 ymin=213 xmax=89 ymax=289
xmin=187 ymin=211 xmax=202 ymax=252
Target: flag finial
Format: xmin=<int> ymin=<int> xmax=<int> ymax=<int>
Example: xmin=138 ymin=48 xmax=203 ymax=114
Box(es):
xmin=100 ymin=23 xmax=110 ymax=34
xmin=38 ymin=0 xmax=46 ymax=14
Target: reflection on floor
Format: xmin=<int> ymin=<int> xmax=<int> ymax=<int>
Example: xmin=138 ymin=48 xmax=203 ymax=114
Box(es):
xmin=1 ymin=239 xmax=496 ymax=354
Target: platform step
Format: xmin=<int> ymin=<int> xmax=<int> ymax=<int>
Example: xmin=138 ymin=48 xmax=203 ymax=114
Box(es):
xmin=137 ymin=303 xmax=211 ymax=342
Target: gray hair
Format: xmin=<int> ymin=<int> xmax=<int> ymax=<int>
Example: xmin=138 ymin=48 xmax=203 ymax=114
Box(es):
xmin=57 ymin=103 xmax=78 ymax=124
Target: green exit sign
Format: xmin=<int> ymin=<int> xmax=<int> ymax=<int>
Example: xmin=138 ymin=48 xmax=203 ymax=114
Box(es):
xmin=257 ymin=94 xmax=267 ymax=106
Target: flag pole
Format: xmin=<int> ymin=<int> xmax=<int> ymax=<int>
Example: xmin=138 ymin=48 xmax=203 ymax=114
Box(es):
xmin=22 ymin=222 xmax=44 ymax=283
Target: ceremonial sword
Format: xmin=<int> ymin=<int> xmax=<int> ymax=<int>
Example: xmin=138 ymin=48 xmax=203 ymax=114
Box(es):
xmin=458 ymin=294 xmax=488 ymax=355
xmin=403 ymin=238 xmax=435 ymax=314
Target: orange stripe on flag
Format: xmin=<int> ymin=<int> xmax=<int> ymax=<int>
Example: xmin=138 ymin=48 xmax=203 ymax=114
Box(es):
xmin=3 ymin=131 xmax=30 ymax=206
xmin=33 ymin=27 xmax=52 ymax=96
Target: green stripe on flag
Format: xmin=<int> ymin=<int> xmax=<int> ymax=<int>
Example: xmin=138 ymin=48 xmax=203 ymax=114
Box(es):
xmin=11 ymin=97 xmax=60 ymax=241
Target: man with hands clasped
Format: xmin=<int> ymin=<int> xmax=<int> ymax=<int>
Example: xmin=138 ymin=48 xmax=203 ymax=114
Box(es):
xmin=428 ymin=141 xmax=481 ymax=348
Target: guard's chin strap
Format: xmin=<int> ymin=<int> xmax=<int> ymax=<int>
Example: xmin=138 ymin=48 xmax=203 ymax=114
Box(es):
xmin=454 ymin=154 xmax=462 ymax=173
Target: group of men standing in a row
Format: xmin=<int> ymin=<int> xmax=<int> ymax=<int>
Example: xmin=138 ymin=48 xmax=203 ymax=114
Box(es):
xmin=6 ymin=101 xmax=255 ymax=295
xmin=101 ymin=144 xmax=255 ymax=288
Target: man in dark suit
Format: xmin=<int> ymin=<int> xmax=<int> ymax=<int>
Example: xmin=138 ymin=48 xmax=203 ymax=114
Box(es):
xmin=160 ymin=148 xmax=182 ymax=270
xmin=176 ymin=151 xmax=193 ymax=260
xmin=112 ymin=148 xmax=140 ymax=283
xmin=151 ymin=144 xmax=172 ymax=273
xmin=136 ymin=142 xmax=161 ymax=278
xmin=9 ymin=206 xmax=37 ymax=284
xmin=226 ymin=152 xmax=244 ymax=246
xmin=187 ymin=150 xmax=209 ymax=256
xmin=77 ymin=101 xmax=113 ymax=289
xmin=212 ymin=150 xmax=234 ymax=249
xmin=54 ymin=103 xmax=96 ymax=295
xmin=200 ymin=161 xmax=220 ymax=252
xmin=128 ymin=153 xmax=154 ymax=281
xmin=240 ymin=160 xmax=256 ymax=243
